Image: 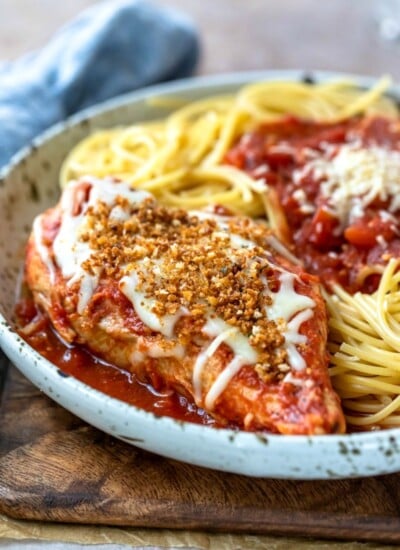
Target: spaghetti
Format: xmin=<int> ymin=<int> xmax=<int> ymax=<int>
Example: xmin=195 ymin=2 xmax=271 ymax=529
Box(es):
xmin=60 ymin=78 xmax=396 ymax=218
xmin=60 ymin=77 xmax=400 ymax=431
xmin=326 ymin=260 xmax=400 ymax=428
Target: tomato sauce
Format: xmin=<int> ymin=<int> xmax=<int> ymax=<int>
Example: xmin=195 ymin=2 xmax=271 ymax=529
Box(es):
xmin=225 ymin=115 xmax=400 ymax=294
xmin=16 ymin=298 xmax=217 ymax=427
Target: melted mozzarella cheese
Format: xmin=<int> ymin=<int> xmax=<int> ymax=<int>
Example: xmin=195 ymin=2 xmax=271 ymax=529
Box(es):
xmin=264 ymin=272 xmax=315 ymax=322
xmin=205 ymin=355 xmax=246 ymax=410
xmin=196 ymin=275 xmax=316 ymax=408
xmin=193 ymin=326 xmax=237 ymax=401
xmin=109 ymin=204 xmax=131 ymax=222
xmin=263 ymin=273 xmax=316 ymax=372
xmin=193 ymin=317 xmax=258 ymax=405
xmin=285 ymin=308 xmax=314 ymax=370
xmin=120 ymin=273 xmax=187 ymax=339
xmin=53 ymin=178 xmax=150 ymax=279
xmin=39 ymin=177 xmax=318 ymax=408
xmin=51 ymin=178 xmax=151 ymax=313
xmin=76 ymin=272 xmax=100 ymax=314
xmin=229 ymin=234 xmax=256 ymax=250
xmin=203 ymin=317 xmax=258 ymax=360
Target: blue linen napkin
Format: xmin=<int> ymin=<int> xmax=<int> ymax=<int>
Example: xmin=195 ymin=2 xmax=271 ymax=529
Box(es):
xmin=0 ymin=0 xmax=199 ymax=168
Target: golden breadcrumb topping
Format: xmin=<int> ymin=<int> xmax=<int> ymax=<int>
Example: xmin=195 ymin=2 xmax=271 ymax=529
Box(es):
xmin=80 ymin=195 xmax=289 ymax=372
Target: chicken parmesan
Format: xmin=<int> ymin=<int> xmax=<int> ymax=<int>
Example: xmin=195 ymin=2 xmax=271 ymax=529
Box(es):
xmin=22 ymin=176 xmax=345 ymax=435
xmin=22 ymin=78 xmax=400 ymax=431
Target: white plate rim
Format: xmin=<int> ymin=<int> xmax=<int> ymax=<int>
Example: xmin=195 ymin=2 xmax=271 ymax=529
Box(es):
xmin=1 ymin=69 xmax=400 ymax=480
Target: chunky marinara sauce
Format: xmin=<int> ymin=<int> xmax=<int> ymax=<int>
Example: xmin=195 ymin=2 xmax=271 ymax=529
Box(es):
xmin=16 ymin=297 xmax=217 ymax=427
xmin=225 ymin=115 xmax=400 ymax=294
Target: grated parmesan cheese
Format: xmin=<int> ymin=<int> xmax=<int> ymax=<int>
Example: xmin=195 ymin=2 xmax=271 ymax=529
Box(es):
xmin=293 ymin=144 xmax=400 ymax=227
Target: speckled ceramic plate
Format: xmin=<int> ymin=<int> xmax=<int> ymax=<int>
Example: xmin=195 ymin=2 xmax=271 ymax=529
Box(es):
xmin=1 ymin=70 xmax=400 ymax=480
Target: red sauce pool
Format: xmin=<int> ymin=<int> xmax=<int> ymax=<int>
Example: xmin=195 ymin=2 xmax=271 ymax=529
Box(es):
xmin=17 ymin=299 xmax=217 ymax=427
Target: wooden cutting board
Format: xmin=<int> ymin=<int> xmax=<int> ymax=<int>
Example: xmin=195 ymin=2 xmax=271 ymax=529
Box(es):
xmin=1 ymin=352 xmax=400 ymax=543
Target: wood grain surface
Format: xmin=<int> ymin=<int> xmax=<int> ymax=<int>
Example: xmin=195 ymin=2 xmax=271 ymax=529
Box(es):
xmin=0 ymin=362 xmax=400 ymax=543
xmin=2 ymin=0 xmax=400 ymax=547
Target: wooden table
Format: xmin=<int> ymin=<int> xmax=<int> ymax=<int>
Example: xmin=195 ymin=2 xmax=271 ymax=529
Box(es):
xmin=1 ymin=0 xmax=400 ymax=548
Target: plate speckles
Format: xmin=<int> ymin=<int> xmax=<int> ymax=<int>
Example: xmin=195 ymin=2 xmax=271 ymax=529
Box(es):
xmin=1 ymin=70 xmax=400 ymax=479
xmin=57 ymin=369 xmax=70 ymax=378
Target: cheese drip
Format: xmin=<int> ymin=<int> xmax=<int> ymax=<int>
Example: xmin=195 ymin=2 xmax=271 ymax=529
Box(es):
xmin=293 ymin=144 xmax=400 ymax=226
xmin=193 ymin=318 xmax=258 ymax=408
xmin=36 ymin=177 xmax=317 ymax=409
xmin=195 ymin=273 xmax=316 ymax=410
xmin=51 ymin=177 xmax=151 ymax=313
xmin=262 ymin=273 xmax=315 ymax=371
xmin=120 ymin=273 xmax=187 ymax=338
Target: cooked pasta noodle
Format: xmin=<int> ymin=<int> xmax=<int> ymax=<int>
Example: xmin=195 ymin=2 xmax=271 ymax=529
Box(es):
xmin=326 ymin=260 xmax=400 ymax=427
xmin=60 ymin=76 xmax=400 ymax=431
xmin=60 ymin=77 xmax=397 ymax=218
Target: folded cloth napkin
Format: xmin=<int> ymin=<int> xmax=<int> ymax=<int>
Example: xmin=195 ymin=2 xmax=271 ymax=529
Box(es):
xmin=0 ymin=0 xmax=199 ymax=167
